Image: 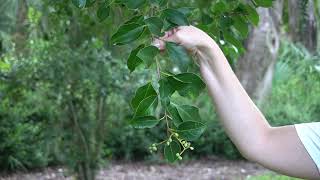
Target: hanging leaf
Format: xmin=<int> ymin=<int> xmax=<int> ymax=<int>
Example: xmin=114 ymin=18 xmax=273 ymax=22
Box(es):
xmin=164 ymin=140 xmax=181 ymax=163
xmin=166 ymin=42 xmax=191 ymax=72
xmin=243 ymin=4 xmax=259 ymax=26
xmin=131 ymin=83 xmax=158 ymax=116
xmin=136 ymin=46 xmax=160 ymax=67
xmin=145 ymin=17 xmax=164 ymax=36
xmin=130 ymin=116 xmax=160 ymax=128
xmin=167 ymin=105 xmax=183 ymax=126
xmin=161 ymin=8 xmax=189 ymax=26
xmin=111 ymin=23 xmax=145 ymax=45
xmin=97 ymin=5 xmax=110 ymax=22
xmin=172 ymin=73 xmax=206 ymax=98
xmin=119 ymin=0 xmax=146 ymax=9
xmin=223 ymin=31 xmax=245 ymax=52
xmin=127 ymin=45 xmax=145 ymax=72
xmin=72 ymin=0 xmax=86 ymax=8
xmin=232 ymin=16 xmax=249 ymax=38
xmin=159 ymin=78 xmax=175 ymax=107
xmin=177 ymin=121 xmax=206 ymax=141
xmin=176 ymin=105 xmax=201 ymax=122
xmin=125 ymin=15 xmax=145 ymax=25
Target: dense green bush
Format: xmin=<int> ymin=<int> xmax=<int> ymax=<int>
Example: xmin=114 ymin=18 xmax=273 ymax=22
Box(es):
xmin=263 ymin=41 xmax=320 ymax=126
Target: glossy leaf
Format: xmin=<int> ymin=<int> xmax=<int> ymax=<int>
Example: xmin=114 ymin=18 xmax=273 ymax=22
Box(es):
xmin=127 ymin=45 xmax=145 ymax=72
xmin=166 ymin=42 xmax=191 ymax=72
xmin=125 ymin=15 xmax=144 ymax=25
xmin=149 ymin=0 xmax=167 ymax=6
xmin=136 ymin=46 xmax=159 ymax=67
xmin=244 ymin=5 xmax=259 ymax=26
xmin=145 ymin=17 xmax=164 ymax=36
xmin=223 ymin=31 xmax=245 ymax=52
xmin=72 ymin=0 xmax=86 ymax=8
xmin=111 ymin=23 xmax=145 ymax=45
xmin=177 ymin=121 xmax=206 ymax=141
xmin=232 ymin=16 xmax=249 ymax=38
xmin=131 ymin=82 xmax=158 ymax=116
xmin=162 ymin=8 xmax=189 ymax=26
xmin=159 ymin=78 xmax=175 ymax=107
xmin=97 ymin=5 xmax=110 ymax=22
xmin=164 ymin=140 xmax=181 ymax=163
xmin=167 ymin=105 xmax=183 ymax=126
xmin=173 ymin=73 xmax=206 ymax=98
xmin=119 ymin=0 xmax=146 ymax=9
xmin=130 ymin=116 xmax=160 ymax=128
xmin=176 ymin=105 xmax=201 ymax=122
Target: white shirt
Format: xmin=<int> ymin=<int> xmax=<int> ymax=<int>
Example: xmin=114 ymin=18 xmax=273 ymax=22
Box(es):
xmin=295 ymin=122 xmax=320 ymax=171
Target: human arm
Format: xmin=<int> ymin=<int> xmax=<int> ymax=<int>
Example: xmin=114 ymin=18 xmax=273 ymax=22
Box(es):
xmin=156 ymin=26 xmax=320 ymax=179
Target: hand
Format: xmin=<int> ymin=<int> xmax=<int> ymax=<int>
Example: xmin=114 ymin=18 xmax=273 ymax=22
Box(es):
xmin=153 ymin=25 xmax=217 ymax=56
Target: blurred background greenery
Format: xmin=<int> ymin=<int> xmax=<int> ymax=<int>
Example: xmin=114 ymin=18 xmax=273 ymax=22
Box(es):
xmin=0 ymin=0 xmax=319 ymax=179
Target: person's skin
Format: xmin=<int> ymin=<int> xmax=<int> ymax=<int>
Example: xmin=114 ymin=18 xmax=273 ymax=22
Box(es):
xmin=154 ymin=26 xmax=320 ymax=179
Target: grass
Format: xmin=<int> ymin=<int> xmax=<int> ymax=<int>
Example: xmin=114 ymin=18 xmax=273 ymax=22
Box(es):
xmin=246 ymin=173 xmax=302 ymax=180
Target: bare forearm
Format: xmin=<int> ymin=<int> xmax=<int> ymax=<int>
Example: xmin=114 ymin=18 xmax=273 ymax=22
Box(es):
xmin=197 ymin=41 xmax=319 ymax=179
xmin=197 ymin=42 xmax=271 ymax=156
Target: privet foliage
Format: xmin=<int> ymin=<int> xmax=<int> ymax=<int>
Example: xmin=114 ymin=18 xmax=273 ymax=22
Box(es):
xmin=71 ymin=0 xmax=273 ymax=163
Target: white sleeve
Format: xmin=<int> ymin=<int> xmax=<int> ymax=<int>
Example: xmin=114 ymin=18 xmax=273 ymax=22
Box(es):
xmin=295 ymin=122 xmax=320 ymax=171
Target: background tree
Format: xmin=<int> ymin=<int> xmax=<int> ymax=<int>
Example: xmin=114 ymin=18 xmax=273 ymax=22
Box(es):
xmin=236 ymin=1 xmax=284 ymax=105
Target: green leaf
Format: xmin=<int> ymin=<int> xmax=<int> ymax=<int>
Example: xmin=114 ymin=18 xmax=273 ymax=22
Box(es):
xmin=232 ymin=16 xmax=249 ymax=38
xmin=253 ymin=0 xmax=273 ymax=7
xmin=159 ymin=78 xmax=175 ymax=107
xmin=111 ymin=23 xmax=145 ymax=45
xmin=97 ymin=5 xmax=110 ymax=22
xmin=162 ymin=8 xmax=189 ymax=26
xmin=127 ymin=45 xmax=145 ymax=72
xmin=131 ymin=82 xmax=158 ymax=116
xmin=149 ymin=0 xmax=167 ymax=7
xmin=166 ymin=42 xmax=191 ymax=72
xmin=244 ymin=5 xmax=259 ymax=26
xmin=119 ymin=0 xmax=146 ymax=9
xmin=177 ymin=7 xmax=195 ymax=17
xmin=211 ymin=1 xmax=227 ymax=15
xmin=177 ymin=121 xmax=206 ymax=141
xmin=72 ymin=0 xmax=86 ymax=8
xmin=223 ymin=31 xmax=245 ymax=52
xmin=125 ymin=15 xmax=144 ymax=25
xmin=164 ymin=141 xmax=181 ymax=163
xmin=145 ymin=17 xmax=164 ymax=36
xmin=176 ymin=105 xmax=201 ymax=122
xmin=167 ymin=105 xmax=183 ymax=126
xmin=130 ymin=116 xmax=160 ymax=128
xmin=136 ymin=46 xmax=159 ymax=67
xmin=173 ymin=73 xmax=206 ymax=98
xmin=134 ymin=95 xmax=158 ymax=116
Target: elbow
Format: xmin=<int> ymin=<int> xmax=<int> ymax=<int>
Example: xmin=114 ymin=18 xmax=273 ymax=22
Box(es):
xmin=236 ymin=129 xmax=271 ymax=163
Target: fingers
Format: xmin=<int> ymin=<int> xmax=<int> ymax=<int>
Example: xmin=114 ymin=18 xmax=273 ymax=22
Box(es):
xmin=152 ymin=27 xmax=181 ymax=51
xmin=152 ymin=38 xmax=165 ymax=51
xmin=160 ymin=27 xmax=181 ymax=44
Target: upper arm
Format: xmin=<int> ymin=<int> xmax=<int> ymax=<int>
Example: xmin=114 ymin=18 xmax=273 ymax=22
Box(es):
xmin=247 ymin=125 xmax=319 ymax=179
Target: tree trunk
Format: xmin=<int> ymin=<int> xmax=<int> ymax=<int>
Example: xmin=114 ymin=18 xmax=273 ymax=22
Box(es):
xmin=288 ymin=0 xmax=317 ymax=53
xmin=235 ymin=1 xmax=283 ymax=106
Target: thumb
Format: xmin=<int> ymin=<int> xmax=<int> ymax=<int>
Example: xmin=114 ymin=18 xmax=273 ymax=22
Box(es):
xmin=160 ymin=28 xmax=181 ymax=44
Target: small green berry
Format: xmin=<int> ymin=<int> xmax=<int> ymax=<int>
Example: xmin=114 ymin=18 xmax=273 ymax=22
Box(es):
xmin=178 ymin=156 xmax=182 ymax=160
xmin=152 ymin=147 xmax=157 ymax=151
xmin=168 ymin=138 xmax=172 ymax=142
xmin=190 ymin=147 xmax=194 ymax=150
xmin=176 ymin=153 xmax=180 ymax=157
xmin=166 ymin=141 xmax=170 ymax=146
xmin=174 ymin=133 xmax=179 ymax=137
